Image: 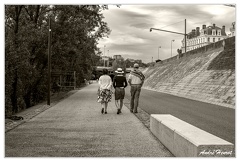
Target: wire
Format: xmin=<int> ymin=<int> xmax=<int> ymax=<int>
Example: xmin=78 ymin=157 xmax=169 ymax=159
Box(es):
xmin=159 ymin=20 xmax=185 ymax=29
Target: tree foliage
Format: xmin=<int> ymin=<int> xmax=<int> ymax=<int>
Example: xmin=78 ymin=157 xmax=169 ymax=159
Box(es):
xmin=5 ymin=5 xmax=110 ymax=115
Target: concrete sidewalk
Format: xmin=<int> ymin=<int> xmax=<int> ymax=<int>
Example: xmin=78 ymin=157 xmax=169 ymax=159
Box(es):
xmin=5 ymin=82 xmax=173 ymax=157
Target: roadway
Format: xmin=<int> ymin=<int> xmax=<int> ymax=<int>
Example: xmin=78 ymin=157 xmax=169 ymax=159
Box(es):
xmin=124 ymin=87 xmax=235 ymax=144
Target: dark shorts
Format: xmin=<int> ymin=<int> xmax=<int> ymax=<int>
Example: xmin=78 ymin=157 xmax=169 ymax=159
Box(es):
xmin=115 ymin=87 xmax=125 ymax=100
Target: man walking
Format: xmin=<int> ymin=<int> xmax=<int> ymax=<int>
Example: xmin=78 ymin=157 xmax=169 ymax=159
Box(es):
xmin=127 ymin=63 xmax=145 ymax=113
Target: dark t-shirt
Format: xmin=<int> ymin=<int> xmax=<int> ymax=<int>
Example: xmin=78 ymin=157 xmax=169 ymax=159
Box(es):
xmin=113 ymin=75 xmax=128 ymax=88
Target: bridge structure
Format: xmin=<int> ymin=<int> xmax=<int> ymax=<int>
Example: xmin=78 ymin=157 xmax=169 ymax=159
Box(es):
xmin=94 ymin=66 xmax=132 ymax=80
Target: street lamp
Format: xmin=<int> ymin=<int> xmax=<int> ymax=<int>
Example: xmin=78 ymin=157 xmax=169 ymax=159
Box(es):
xmin=150 ymin=19 xmax=187 ymax=54
xmin=171 ymin=40 xmax=175 ymax=57
xmin=104 ymin=45 xmax=106 ymax=67
xmin=107 ymin=50 xmax=109 ymax=67
xmin=158 ymin=46 xmax=161 ymax=60
xmin=47 ymin=15 xmax=52 ymax=105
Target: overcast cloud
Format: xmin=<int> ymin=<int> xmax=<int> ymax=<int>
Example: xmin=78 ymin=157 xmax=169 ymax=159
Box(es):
xmin=97 ymin=4 xmax=235 ymax=63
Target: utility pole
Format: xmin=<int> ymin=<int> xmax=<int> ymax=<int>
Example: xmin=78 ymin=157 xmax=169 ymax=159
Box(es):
xmin=171 ymin=40 xmax=175 ymax=57
xmin=107 ymin=50 xmax=109 ymax=67
xmin=150 ymin=19 xmax=187 ymax=54
xmin=47 ymin=16 xmax=52 ymax=105
xmin=185 ymin=19 xmax=187 ymax=53
xmin=104 ymin=45 xmax=106 ymax=67
xmin=158 ymin=46 xmax=161 ymax=60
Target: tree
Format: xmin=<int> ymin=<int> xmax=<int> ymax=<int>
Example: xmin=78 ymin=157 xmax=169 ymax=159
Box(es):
xmin=5 ymin=5 xmax=111 ymax=115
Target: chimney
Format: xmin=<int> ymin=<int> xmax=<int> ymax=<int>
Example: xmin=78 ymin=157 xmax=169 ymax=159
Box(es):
xmin=202 ymin=25 xmax=206 ymax=29
xmin=193 ymin=29 xmax=196 ymax=36
xmin=222 ymin=25 xmax=225 ymax=31
xmin=196 ymin=27 xmax=200 ymax=36
xmin=221 ymin=25 xmax=226 ymax=36
xmin=213 ymin=24 xmax=216 ymax=28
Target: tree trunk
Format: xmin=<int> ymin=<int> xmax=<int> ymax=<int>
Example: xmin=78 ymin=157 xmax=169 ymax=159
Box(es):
xmin=10 ymin=5 xmax=23 ymax=114
xmin=11 ymin=69 xmax=18 ymax=114
xmin=23 ymin=90 xmax=31 ymax=108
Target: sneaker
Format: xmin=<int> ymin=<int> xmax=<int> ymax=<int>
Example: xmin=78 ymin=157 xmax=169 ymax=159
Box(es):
xmin=105 ymin=111 xmax=107 ymax=114
xmin=134 ymin=111 xmax=138 ymax=113
xmin=130 ymin=109 xmax=133 ymax=113
xmin=117 ymin=109 xmax=120 ymax=114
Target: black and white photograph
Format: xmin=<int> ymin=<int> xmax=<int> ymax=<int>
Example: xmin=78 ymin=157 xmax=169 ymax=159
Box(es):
xmin=2 ymin=0 xmax=237 ymax=159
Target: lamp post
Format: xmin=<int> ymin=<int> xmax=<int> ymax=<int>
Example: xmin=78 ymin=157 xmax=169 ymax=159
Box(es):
xmin=47 ymin=15 xmax=52 ymax=105
xmin=104 ymin=45 xmax=106 ymax=67
xmin=150 ymin=19 xmax=187 ymax=54
xmin=171 ymin=40 xmax=175 ymax=57
xmin=158 ymin=46 xmax=161 ymax=60
xmin=107 ymin=50 xmax=109 ymax=67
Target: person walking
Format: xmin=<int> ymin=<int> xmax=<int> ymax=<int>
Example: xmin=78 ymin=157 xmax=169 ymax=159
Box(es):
xmin=113 ymin=68 xmax=128 ymax=114
xmin=127 ymin=63 xmax=145 ymax=113
xmin=97 ymin=69 xmax=113 ymax=114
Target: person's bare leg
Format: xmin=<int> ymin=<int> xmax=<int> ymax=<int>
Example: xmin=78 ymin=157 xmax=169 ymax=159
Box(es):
xmin=104 ymin=102 xmax=108 ymax=114
xmin=101 ymin=102 xmax=104 ymax=114
xmin=120 ymin=99 xmax=123 ymax=111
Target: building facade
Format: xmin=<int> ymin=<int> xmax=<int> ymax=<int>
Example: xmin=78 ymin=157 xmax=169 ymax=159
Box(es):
xmin=102 ymin=56 xmax=109 ymax=67
xmin=229 ymin=22 xmax=235 ymax=37
xmin=113 ymin=55 xmax=124 ymax=60
xmin=181 ymin=24 xmax=228 ymax=52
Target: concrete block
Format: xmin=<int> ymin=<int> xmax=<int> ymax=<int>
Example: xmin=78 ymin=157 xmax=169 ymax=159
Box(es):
xmin=160 ymin=123 xmax=174 ymax=152
xmin=150 ymin=114 xmax=234 ymax=157
xmin=174 ymin=131 xmax=198 ymax=156
xmin=150 ymin=115 xmax=160 ymax=140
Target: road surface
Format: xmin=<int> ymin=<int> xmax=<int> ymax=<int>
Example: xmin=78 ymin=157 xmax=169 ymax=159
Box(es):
xmin=125 ymin=87 xmax=235 ymax=144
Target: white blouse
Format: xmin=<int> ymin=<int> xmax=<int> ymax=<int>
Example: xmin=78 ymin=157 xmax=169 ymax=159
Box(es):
xmin=98 ymin=75 xmax=112 ymax=90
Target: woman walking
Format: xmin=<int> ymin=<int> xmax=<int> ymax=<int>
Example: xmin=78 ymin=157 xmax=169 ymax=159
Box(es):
xmin=97 ymin=69 xmax=113 ymax=114
xmin=113 ymin=68 xmax=128 ymax=114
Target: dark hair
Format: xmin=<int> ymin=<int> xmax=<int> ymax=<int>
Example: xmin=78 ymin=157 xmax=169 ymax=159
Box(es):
xmin=102 ymin=69 xmax=108 ymax=75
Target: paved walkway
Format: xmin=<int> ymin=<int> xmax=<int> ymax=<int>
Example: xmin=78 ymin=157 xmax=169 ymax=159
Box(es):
xmin=5 ymin=82 xmax=173 ymax=157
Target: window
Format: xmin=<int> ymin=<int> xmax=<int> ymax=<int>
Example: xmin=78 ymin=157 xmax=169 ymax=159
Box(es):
xmin=213 ymin=38 xmax=215 ymax=42
xmin=218 ymin=38 xmax=221 ymax=41
xmin=218 ymin=30 xmax=221 ymax=36
xmin=208 ymin=37 xmax=210 ymax=42
xmin=212 ymin=30 xmax=216 ymax=35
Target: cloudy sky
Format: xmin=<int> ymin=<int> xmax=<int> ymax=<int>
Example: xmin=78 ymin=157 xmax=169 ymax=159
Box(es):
xmin=97 ymin=4 xmax=235 ymax=63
